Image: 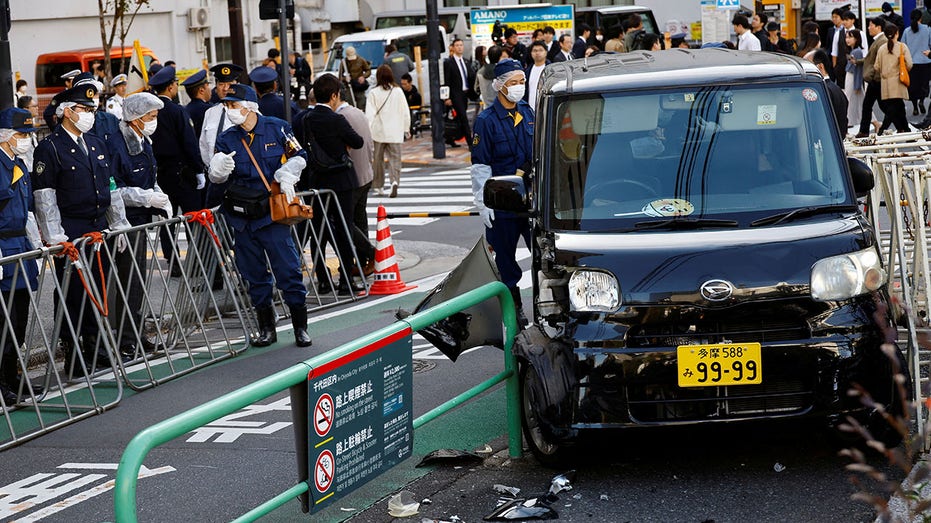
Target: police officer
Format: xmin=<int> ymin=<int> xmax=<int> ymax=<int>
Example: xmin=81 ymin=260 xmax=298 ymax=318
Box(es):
xmin=471 ymin=59 xmax=533 ymax=326
xmin=249 ymin=66 xmax=300 ymax=121
xmin=200 ymin=63 xmax=244 ymax=167
xmin=107 ymin=93 xmax=173 ymax=357
xmin=148 ymin=66 xmax=206 ymax=269
xmin=43 ymin=68 xmax=81 ymax=129
xmin=106 ymin=74 xmax=128 ymax=120
xmin=0 ymin=108 xmax=41 ymax=405
xmin=72 ymin=73 xmax=121 ymax=143
xmin=207 ymin=84 xmax=311 ymax=347
xmin=32 ymin=82 xmax=132 ymax=374
xmin=182 ymin=69 xmax=212 ymax=138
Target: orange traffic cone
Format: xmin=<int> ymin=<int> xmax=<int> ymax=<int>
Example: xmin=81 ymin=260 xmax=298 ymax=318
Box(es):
xmin=369 ymin=205 xmax=417 ymax=295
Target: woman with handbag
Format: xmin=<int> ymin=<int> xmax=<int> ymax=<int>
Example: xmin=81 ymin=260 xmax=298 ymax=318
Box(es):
xmin=366 ymin=65 xmax=410 ymax=198
xmin=876 ymin=23 xmax=914 ymax=133
xmin=207 ymin=84 xmax=312 ymax=348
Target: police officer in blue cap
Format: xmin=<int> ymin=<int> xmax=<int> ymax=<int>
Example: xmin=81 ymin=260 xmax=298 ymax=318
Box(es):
xmin=42 ymin=69 xmax=81 ymax=129
xmin=182 ymin=69 xmax=211 ymax=137
xmin=471 ymin=59 xmax=533 ymax=326
xmin=32 ymin=82 xmax=133 ymax=375
xmin=148 ymin=66 xmax=206 ymax=271
xmin=207 ymin=84 xmax=311 ymax=348
xmin=0 ymin=107 xmax=42 ymax=404
xmin=200 ymin=63 xmax=244 ymax=166
xmin=249 ymin=66 xmax=300 ymax=121
xmin=72 ymin=73 xmax=121 ymax=143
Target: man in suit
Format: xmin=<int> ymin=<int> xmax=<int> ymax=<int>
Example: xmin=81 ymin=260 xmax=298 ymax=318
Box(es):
xmin=442 ymin=38 xmax=476 ymax=148
xmin=573 ymin=24 xmax=592 ymax=59
xmin=826 ymin=7 xmax=845 ymax=83
xmin=552 ymin=34 xmax=574 ymax=62
xmin=832 ymin=10 xmax=857 ymax=89
xmin=543 ymin=26 xmax=559 ymax=61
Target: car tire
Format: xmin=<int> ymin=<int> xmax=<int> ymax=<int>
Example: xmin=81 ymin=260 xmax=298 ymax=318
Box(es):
xmin=863 ymin=346 xmax=913 ymax=449
xmin=520 ymin=364 xmax=574 ymax=468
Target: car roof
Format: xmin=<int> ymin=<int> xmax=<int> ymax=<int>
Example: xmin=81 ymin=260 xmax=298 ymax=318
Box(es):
xmin=540 ymin=49 xmax=820 ymax=95
xmin=575 ymin=5 xmax=654 ymax=14
xmin=333 ymin=26 xmax=431 ymax=43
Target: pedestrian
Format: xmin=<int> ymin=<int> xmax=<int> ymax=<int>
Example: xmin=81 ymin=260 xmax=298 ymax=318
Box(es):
xmin=13 ymin=80 xmax=26 ymax=105
xmin=797 ymin=33 xmax=822 ymax=58
xmin=384 ymin=43 xmax=414 ymax=89
xmin=107 ymin=92 xmax=172 ymax=358
xmin=751 ymin=12 xmax=775 ymax=51
xmin=857 ymin=18 xmax=888 ymax=137
xmin=200 ymin=63 xmax=243 ymax=167
xmin=573 ymin=24 xmax=592 ymax=59
xmin=552 ymin=34 xmax=574 ymax=62
xmin=182 ymin=69 xmax=211 ymax=138
xmin=901 ymin=9 xmax=931 ymax=116
xmin=882 ymin=2 xmax=907 ymax=39
xmin=809 ymin=49 xmax=849 ymax=134
xmin=400 ymin=73 xmax=422 ymax=109
xmin=504 ymin=28 xmax=528 ymax=66
xmin=470 ymin=59 xmax=533 ymax=326
xmin=843 ymin=29 xmax=866 ymax=133
xmin=366 ymin=65 xmax=410 ymax=198
xmin=340 ymin=46 xmax=371 ymax=111
xmin=207 ymin=84 xmax=312 ymax=348
xmin=106 ymin=74 xmax=128 ymax=120
xmin=336 ymin=98 xmax=375 ymax=241
xmin=604 ymin=25 xmax=625 ymax=53
xmin=833 ymin=11 xmax=865 ymax=89
xmin=0 ymin=107 xmax=40 ymax=405
xmin=541 ymin=26 xmax=559 ymax=61
xmin=442 ymin=38 xmax=476 ymax=148
xmin=300 ymin=75 xmax=371 ymax=295
xmin=250 ymin=65 xmax=299 ymax=120
xmin=767 ymin=22 xmax=793 ymax=54
xmin=148 ymin=66 xmax=206 ymax=272
xmin=32 ymin=82 xmax=132 ymax=373
xmin=875 ymin=24 xmax=913 ymax=133
xmin=733 ymin=15 xmax=761 ymax=51
xmin=476 ymin=45 xmax=503 ymax=110
xmin=472 ymin=45 xmax=487 ymax=77
xmin=525 ymin=41 xmax=549 ymax=109
xmin=623 ymin=15 xmax=645 ymax=52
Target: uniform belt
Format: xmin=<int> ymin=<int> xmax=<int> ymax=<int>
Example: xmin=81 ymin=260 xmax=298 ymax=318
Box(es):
xmin=0 ymin=229 xmax=26 ymax=239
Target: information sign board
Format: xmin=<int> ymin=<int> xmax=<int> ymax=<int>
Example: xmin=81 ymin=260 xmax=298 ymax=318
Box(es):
xmin=470 ymin=5 xmax=574 ymax=52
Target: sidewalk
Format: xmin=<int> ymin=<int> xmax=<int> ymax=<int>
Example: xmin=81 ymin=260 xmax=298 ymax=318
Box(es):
xmin=402 ymin=132 xmax=472 ymax=166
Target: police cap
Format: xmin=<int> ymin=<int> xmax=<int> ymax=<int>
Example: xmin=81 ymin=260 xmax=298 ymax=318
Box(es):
xmin=221 ymin=83 xmax=258 ymax=104
xmin=52 ymin=83 xmax=99 ymax=107
xmin=248 ymin=66 xmax=277 ymax=84
xmin=148 ymin=65 xmax=177 ymax=89
xmin=60 ymin=69 xmax=81 ymax=80
xmin=0 ymin=107 xmax=36 ymax=133
xmin=110 ymin=73 xmax=128 ymax=87
xmin=210 ymin=63 xmax=244 ymax=83
xmin=180 ymin=69 xmax=207 ymax=88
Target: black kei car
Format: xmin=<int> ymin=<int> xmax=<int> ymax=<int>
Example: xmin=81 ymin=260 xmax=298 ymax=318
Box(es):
xmin=484 ymin=49 xmax=909 ymax=465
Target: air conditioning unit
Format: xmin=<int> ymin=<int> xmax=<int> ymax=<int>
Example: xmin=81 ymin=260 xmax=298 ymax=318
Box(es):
xmin=188 ymin=7 xmax=210 ymax=30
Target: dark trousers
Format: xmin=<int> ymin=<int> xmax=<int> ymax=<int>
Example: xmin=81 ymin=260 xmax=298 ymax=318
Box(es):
xmin=485 ymin=212 xmax=531 ymax=290
xmin=859 ymin=81 xmax=885 ymax=134
xmin=448 ymin=93 xmax=471 ymax=144
xmin=880 ymin=98 xmax=910 ymax=133
xmin=908 ymin=63 xmax=931 ymax=102
xmin=0 ymin=288 xmax=29 ymax=386
xmin=233 ymin=223 xmax=306 ymax=309
xmin=112 ymin=230 xmax=147 ymax=347
xmin=157 ymin=166 xmax=205 ymax=261
xmin=53 ymin=244 xmax=109 ymax=343
xmin=353 ymin=182 xmax=371 ymax=236
xmin=311 ymin=189 xmax=373 ymax=284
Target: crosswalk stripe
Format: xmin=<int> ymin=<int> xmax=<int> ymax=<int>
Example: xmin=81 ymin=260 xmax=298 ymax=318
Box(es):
xmin=367 ymin=166 xmax=474 ymax=239
xmin=369 ymin=187 xmax=472 ymax=195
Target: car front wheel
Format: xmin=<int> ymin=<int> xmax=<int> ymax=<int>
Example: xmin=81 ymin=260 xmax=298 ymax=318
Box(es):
xmin=520 ymin=364 xmax=574 ymax=467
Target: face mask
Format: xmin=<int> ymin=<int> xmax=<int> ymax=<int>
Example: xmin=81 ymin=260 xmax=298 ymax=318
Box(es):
xmin=72 ymin=111 xmax=95 ymax=133
xmin=595 ymin=34 xmax=604 ymax=41
xmin=226 ymin=107 xmax=247 ymax=125
xmin=504 ymin=84 xmax=525 ymax=103
xmin=140 ymin=119 xmax=158 ymax=136
xmin=10 ymin=137 xmax=32 ymax=156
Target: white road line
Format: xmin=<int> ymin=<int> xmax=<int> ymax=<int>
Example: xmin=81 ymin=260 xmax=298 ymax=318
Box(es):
xmin=369 ymin=187 xmax=472 ymax=195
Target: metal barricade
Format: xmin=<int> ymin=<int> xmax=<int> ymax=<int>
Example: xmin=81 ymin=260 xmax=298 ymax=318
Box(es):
xmin=848 ymin=131 xmax=931 ymax=447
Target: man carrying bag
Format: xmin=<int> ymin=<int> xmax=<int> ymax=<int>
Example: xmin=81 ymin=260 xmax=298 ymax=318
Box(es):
xmin=206 ymin=84 xmax=312 ymax=348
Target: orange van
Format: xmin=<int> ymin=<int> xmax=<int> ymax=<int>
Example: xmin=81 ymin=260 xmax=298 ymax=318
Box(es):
xmin=34 ymin=46 xmax=158 ymax=122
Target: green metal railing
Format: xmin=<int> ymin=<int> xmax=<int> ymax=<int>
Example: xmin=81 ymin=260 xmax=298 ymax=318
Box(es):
xmin=113 ymin=281 xmax=520 ymax=523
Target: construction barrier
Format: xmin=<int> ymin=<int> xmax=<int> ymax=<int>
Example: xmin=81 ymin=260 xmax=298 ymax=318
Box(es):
xmin=847 ymin=131 xmax=931 ymax=447
xmin=113 ymin=281 xmax=520 ymax=522
xmin=0 ymin=189 xmax=374 ymax=450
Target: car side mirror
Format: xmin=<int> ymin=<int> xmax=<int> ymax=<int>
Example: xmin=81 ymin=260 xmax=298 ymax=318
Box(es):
xmin=483 ymin=175 xmax=528 ymax=212
xmin=847 ymin=157 xmax=874 ymax=198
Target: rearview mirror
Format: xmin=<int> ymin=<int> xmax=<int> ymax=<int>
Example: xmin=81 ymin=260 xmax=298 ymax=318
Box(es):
xmin=847 ymin=157 xmax=874 ymax=198
xmin=483 ymin=175 xmax=528 ymax=213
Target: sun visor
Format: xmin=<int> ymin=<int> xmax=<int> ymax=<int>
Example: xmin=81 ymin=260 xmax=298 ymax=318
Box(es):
xmin=716 ymin=88 xmax=802 ymax=131
xmin=566 ymin=96 xmax=659 ymax=134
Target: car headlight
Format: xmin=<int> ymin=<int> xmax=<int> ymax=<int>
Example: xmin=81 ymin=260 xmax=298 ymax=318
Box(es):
xmin=810 ymin=247 xmax=886 ymax=301
xmin=568 ymin=269 xmax=620 ymax=312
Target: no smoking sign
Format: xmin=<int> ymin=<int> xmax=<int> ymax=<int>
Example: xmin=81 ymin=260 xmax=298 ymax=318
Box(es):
xmin=314 ymin=394 xmax=334 ymax=437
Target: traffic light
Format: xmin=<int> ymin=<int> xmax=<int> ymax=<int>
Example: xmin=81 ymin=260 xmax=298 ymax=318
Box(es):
xmin=259 ymin=0 xmax=294 ymax=20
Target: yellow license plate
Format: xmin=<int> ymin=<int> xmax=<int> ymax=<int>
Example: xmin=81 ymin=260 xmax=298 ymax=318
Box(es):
xmin=677 ymin=343 xmax=762 ymax=387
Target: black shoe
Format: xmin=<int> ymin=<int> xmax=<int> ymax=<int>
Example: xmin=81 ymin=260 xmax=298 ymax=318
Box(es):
xmin=140 ymin=338 xmax=161 ymax=354
xmin=337 ymin=280 xmax=366 ymax=295
xmin=913 ymin=104 xmax=919 ymax=116
xmin=289 ymin=305 xmax=313 ymax=347
xmin=119 ymin=344 xmax=140 ymax=361
xmin=317 ymin=278 xmax=334 ymax=294
xmin=921 ymin=100 xmax=927 ymax=114
xmin=389 ymin=183 xmax=398 ymax=198
xmin=252 ymin=307 xmax=278 ymax=347
xmin=169 ymin=263 xmax=183 ymax=277
xmin=0 ymin=384 xmax=17 ymax=406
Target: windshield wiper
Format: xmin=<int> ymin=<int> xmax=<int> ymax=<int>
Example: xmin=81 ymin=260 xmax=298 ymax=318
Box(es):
xmin=749 ymin=204 xmax=859 ymax=227
xmin=633 ymin=217 xmax=739 ymax=230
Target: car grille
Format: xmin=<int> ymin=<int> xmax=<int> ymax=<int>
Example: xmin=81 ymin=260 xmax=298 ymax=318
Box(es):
xmin=626 ymin=318 xmax=810 ymax=348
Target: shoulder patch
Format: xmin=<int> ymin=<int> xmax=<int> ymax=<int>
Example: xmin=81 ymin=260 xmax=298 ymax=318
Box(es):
xmin=35 ymin=162 xmax=45 ymax=175
xmin=473 ymin=134 xmax=480 ymax=146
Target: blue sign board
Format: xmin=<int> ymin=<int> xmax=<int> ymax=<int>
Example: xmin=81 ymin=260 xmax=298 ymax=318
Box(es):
xmin=471 ymin=5 xmax=575 ymax=50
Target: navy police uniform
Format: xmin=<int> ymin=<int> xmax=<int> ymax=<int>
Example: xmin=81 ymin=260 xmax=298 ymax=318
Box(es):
xmin=250 ymin=66 xmax=299 ymax=121
xmin=212 ymin=111 xmax=307 ymax=310
xmin=471 ymin=61 xmax=534 ymax=292
xmin=182 ymin=70 xmax=212 ymax=137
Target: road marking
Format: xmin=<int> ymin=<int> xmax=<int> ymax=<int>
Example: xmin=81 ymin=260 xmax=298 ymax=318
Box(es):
xmin=185 ymin=397 xmax=292 ymax=443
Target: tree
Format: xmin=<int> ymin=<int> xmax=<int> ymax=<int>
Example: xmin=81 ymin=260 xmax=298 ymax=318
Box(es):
xmin=97 ymin=0 xmax=150 ymax=87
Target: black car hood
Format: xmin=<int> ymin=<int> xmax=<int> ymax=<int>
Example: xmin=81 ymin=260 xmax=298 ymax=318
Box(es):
xmin=553 ymin=216 xmax=872 ymax=306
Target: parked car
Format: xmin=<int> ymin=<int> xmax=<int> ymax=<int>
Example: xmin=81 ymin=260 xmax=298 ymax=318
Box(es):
xmin=484 ymin=49 xmax=908 ymax=465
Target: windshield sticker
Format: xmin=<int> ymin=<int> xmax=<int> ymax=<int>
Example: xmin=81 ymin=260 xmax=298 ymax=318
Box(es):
xmin=757 ymin=105 xmax=777 ymax=125
xmin=802 ymin=88 xmax=818 ymax=102
xmin=642 ymin=198 xmax=695 ymax=217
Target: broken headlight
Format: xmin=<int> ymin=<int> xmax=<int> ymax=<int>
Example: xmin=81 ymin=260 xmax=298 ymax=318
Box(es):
xmin=568 ymin=269 xmax=619 ymax=312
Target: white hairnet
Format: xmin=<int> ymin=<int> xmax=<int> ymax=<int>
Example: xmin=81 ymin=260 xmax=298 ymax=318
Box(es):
xmin=0 ymin=128 xmax=14 ymax=142
xmin=241 ymin=101 xmax=259 ymax=113
xmin=55 ymin=102 xmax=76 ymax=118
xmin=492 ymin=70 xmax=523 ymax=92
xmin=122 ymin=92 xmax=164 ymax=121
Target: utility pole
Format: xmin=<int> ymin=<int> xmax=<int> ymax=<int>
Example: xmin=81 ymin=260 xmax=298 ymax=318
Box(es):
xmin=228 ymin=0 xmax=247 ymax=76
xmin=425 ymin=0 xmax=445 ymax=159
xmin=278 ymin=0 xmax=292 ymax=123
xmin=0 ymin=0 xmax=11 ymax=110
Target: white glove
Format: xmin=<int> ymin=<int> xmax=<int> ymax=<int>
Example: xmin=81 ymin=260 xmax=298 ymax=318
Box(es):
xmin=104 ymin=229 xmax=129 ymax=254
xmin=208 ymin=151 xmax=236 ymax=183
xmin=280 ymin=181 xmax=296 ymax=202
xmin=33 ymin=189 xmax=68 ymax=244
xmin=480 ymin=207 xmax=495 ymax=228
xmin=273 ymin=156 xmax=305 ymax=186
xmin=147 ymin=192 xmax=170 ymax=208
xmin=106 ymin=190 xmax=132 ymax=231
xmin=471 ymin=164 xmax=493 ymax=208
xmin=26 ymin=212 xmax=42 ymax=250
xmin=195 ymin=173 xmax=206 ymax=190
xmin=160 ymin=199 xmax=174 ymax=218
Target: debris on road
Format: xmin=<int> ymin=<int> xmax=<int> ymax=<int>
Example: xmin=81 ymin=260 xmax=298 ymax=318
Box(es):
xmin=484 ymin=497 xmax=559 ymax=521
xmin=388 ymin=490 xmax=420 ymax=517
xmin=546 ymin=470 xmax=575 ymax=500
xmin=416 ymin=448 xmax=485 ymax=468
xmin=774 ymin=462 xmax=786 ymax=473
xmin=600 ymin=494 xmax=609 ymax=501
xmin=493 ymin=484 xmax=522 ymax=497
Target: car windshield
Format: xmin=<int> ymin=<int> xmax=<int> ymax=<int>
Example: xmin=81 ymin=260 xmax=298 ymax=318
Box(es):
xmin=547 ymin=83 xmax=852 ymax=231
xmin=325 ymin=41 xmax=385 ymax=72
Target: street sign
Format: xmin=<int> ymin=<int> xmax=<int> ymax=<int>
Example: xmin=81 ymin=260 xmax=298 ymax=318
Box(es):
xmin=305 ymin=328 xmax=414 ymax=512
xmin=716 ymin=0 xmax=739 ymax=8
xmin=470 ymin=5 xmax=574 ymax=51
